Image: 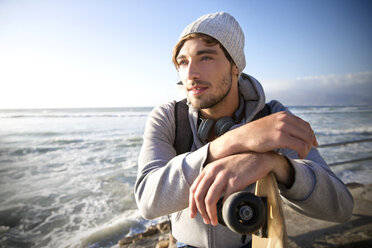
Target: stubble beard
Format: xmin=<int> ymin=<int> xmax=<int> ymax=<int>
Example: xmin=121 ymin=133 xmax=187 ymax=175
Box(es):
xmin=188 ymin=70 xmax=233 ymax=110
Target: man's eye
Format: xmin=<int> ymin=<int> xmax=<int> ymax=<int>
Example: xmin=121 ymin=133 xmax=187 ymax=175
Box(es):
xmin=178 ymin=60 xmax=188 ymax=66
xmin=201 ymin=56 xmax=211 ymax=61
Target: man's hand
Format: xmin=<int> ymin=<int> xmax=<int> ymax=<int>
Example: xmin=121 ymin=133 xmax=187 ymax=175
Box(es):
xmin=208 ymin=111 xmax=318 ymax=162
xmin=190 ymin=111 xmax=315 ymax=225
xmin=189 ymin=152 xmax=292 ymax=226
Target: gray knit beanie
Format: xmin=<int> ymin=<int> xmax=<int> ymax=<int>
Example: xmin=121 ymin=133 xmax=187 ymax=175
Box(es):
xmin=179 ymin=12 xmax=246 ymax=73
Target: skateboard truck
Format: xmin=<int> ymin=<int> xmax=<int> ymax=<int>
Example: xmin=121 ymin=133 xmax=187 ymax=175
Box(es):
xmin=254 ymin=197 xmax=268 ymax=238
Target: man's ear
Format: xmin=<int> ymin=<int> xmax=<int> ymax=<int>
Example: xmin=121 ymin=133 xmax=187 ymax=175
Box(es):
xmin=232 ymin=64 xmax=239 ymax=76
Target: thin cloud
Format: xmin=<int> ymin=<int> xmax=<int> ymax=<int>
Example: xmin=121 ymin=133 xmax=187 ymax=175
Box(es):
xmin=264 ymin=71 xmax=372 ymax=105
xmin=264 ymin=71 xmax=372 ymax=95
xmin=295 ymin=71 xmax=372 ymax=87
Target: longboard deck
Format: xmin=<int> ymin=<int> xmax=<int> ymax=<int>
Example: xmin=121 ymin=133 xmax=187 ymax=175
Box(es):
xmin=252 ymin=173 xmax=287 ymax=248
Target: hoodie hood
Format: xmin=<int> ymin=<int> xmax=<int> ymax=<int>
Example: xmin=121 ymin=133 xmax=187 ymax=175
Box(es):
xmin=238 ymin=73 xmax=266 ymax=122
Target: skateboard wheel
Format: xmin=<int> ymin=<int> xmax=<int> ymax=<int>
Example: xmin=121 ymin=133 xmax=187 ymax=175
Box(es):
xmin=222 ymin=191 xmax=266 ymax=234
xmin=217 ymin=197 xmax=226 ymax=226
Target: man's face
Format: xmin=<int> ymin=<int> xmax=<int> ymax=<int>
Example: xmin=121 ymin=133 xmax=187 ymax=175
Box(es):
xmin=176 ymin=38 xmax=233 ymax=110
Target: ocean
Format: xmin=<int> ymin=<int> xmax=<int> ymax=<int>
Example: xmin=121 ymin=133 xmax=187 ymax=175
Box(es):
xmin=0 ymin=105 xmax=371 ymax=248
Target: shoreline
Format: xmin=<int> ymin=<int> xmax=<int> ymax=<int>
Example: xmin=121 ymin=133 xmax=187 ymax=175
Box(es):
xmin=119 ymin=183 xmax=372 ymax=248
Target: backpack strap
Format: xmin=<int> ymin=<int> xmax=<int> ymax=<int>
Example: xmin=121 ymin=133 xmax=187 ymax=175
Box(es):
xmin=173 ymin=99 xmax=193 ymax=155
xmin=173 ymin=99 xmax=271 ymax=155
xmin=252 ymin=103 xmax=271 ymax=121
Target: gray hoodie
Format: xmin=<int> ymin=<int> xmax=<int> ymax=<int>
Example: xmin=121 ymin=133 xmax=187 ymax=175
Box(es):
xmin=134 ymin=74 xmax=353 ymax=248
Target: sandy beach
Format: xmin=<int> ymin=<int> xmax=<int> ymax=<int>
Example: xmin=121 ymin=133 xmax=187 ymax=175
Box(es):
xmin=119 ymin=183 xmax=372 ymax=248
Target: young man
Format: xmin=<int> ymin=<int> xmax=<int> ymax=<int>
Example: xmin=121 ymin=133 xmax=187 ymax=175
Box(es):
xmin=135 ymin=12 xmax=353 ymax=247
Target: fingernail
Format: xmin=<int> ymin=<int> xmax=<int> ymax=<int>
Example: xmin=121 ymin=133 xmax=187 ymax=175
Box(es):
xmin=190 ymin=211 xmax=196 ymax=219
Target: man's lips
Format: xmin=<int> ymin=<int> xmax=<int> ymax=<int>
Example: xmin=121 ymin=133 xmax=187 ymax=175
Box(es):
xmin=188 ymin=85 xmax=208 ymax=96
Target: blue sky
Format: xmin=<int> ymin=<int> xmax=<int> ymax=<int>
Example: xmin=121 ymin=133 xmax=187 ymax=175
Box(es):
xmin=0 ymin=0 xmax=371 ymax=108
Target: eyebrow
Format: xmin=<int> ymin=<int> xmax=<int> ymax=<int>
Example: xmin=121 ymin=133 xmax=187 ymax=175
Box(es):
xmin=176 ymin=48 xmax=219 ymax=60
xmin=196 ymin=48 xmax=218 ymax=56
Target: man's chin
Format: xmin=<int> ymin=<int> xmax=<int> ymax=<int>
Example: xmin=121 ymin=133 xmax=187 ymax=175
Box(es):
xmin=189 ymin=100 xmax=202 ymax=110
xmin=188 ymin=95 xmax=217 ymax=110
xmin=189 ymin=100 xmax=214 ymax=110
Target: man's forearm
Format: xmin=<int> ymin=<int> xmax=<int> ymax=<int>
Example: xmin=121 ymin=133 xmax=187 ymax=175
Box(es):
xmin=207 ymin=111 xmax=318 ymax=164
xmin=207 ymin=128 xmax=242 ymax=163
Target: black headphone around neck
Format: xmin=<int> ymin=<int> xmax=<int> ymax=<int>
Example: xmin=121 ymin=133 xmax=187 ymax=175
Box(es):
xmin=197 ymin=95 xmax=245 ymax=143
xmin=197 ymin=117 xmax=236 ymax=143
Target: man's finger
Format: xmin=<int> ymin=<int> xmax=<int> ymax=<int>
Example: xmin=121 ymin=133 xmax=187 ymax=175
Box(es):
xmin=193 ymin=174 xmax=215 ymax=224
xmin=189 ymin=174 xmax=203 ymax=218
xmin=279 ymin=114 xmax=315 ymax=147
xmin=204 ymin=177 xmax=226 ymax=226
xmin=285 ymin=135 xmax=310 ymax=159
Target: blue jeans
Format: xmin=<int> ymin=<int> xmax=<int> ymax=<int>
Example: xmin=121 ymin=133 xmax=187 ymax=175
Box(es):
xmin=176 ymin=240 xmax=251 ymax=248
xmin=176 ymin=242 xmax=197 ymax=248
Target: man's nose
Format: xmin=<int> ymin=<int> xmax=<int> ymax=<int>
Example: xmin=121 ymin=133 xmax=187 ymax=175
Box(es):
xmin=185 ymin=60 xmax=200 ymax=81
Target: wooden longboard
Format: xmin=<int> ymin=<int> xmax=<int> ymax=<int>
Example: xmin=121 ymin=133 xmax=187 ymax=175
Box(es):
xmin=252 ymin=173 xmax=288 ymax=248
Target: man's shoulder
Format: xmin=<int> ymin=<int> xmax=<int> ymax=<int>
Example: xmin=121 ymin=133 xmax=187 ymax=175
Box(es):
xmin=144 ymin=101 xmax=178 ymax=137
xmin=150 ymin=101 xmax=177 ymax=117
xmin=266 ymin=100 xmax=288 ymax=113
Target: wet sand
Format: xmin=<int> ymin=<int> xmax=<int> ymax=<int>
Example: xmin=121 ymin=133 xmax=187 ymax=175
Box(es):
xmin=119 ymin=183 xmax=372 ymax=248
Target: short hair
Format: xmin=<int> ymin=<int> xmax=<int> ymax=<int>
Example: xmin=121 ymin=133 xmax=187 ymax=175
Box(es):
xmin=172 ymin=33 xmax=234 ymax=69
